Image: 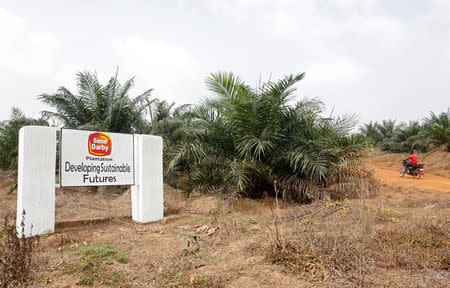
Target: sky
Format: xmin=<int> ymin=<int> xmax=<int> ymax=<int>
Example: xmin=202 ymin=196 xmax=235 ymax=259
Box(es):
xmin=0 ymin=0 xmax=449 ymax=126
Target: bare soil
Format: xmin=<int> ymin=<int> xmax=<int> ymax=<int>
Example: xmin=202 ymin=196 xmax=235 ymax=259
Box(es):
xmin=0 ymin=151 xmax=449 ymax=287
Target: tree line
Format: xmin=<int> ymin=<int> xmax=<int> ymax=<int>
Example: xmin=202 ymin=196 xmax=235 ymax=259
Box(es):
xmin=5 ymin=71 xmax=447 ymax=201
xmin=358 ymin=112 xmax=450 ymax=153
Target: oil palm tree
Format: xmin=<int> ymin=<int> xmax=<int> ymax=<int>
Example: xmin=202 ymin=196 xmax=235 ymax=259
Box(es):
xmin=423 ymin=110 xmax=450 ymax=151
xmin=380 ymin=121 xmax=428 ymax=153
xmin=165 ymin=72 xmax=369 ymax=202
xmin=138 ymin=99 xmax=193 ymax=185
xmin=0 ymin=107 xmax=48 ymax=171
xmin=39 ymin=71 xmax=152 ymax=133
xmin=0 ymin=108 xmax=48 ymax=194
xmin=375 ymin=120 xmax=396 ymax=140
xmin=359 ymin=121 xmax=381 ymax=144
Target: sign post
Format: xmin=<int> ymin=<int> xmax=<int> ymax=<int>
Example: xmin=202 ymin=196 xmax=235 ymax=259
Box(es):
xmin=17 ymin=126 xmax=163 ymax=237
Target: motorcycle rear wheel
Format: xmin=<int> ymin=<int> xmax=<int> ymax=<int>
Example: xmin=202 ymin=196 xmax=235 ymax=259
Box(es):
xmin=414 ymin=173 xmax=421 ymax=179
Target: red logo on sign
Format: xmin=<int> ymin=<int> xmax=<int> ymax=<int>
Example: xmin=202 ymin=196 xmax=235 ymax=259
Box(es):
xmin=88 ymin=133 xmax=112 ymax=156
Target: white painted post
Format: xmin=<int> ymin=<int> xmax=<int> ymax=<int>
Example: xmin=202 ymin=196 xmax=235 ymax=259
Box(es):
xmin=16 ymin=126 xmax=57 ymax=237
xmin=131 ymin=134 xmax=164 ymax=222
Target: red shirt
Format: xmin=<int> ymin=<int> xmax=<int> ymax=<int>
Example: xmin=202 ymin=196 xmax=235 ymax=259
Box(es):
xmin=409 ymin=154 xmax=418 ymax=164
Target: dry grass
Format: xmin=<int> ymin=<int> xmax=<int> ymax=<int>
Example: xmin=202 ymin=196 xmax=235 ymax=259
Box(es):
xmin=154 ymin=232 xmax=217 ymax=288
xmin=0 ymin=214 xmax=38 ymax=288
xmin=264 ymin=196 xmax=449 ymax=287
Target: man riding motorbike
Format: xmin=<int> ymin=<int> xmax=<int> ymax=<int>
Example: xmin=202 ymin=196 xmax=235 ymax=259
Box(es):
xmin=399 ymin=150 xmax=424 ymax=178
xmin=404 ymin=150 xmax=418 ymax=172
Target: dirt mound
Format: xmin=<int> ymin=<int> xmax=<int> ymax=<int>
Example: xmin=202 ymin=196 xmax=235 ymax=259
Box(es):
xmin=421 ymin=149 xmax=450 ymax=178
xmin=228 ymin=197 xmax=275 ymax=215
xmin=164 ymin=184 xmax=188 ymax=215
xmin=189 ymin=195 xmax=221 ymax=214
xmin=53 ymin=187 xmax=131 ymax=223
xmin=1 ymin=183 xmax=189 ymax=224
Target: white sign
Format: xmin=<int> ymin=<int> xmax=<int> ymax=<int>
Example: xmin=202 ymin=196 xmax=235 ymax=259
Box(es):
xmin=60 ymin=128 xmax=134 ymax=187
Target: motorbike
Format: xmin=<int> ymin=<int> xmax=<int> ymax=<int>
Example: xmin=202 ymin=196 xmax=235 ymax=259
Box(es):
xmin=399 ymin=160 xmax=424 ymax=179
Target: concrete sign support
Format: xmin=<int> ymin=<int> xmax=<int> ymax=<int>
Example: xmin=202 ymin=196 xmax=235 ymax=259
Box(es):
xmin=17 ymin=126 xmax=163 ymax=237
xmin=131 ymin=135 xmax=163 ymax=222
xmin=17 ymin=126 xmax=57 ymax=237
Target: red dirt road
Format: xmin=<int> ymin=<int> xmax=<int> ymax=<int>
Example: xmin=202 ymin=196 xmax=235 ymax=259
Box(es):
xmin=367 ymin=160 xmax=450 ymax=194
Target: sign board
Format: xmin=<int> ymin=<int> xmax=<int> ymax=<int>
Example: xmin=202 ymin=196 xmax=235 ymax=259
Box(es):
xmin=60 ymin=128 xmax=134 ymax=187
